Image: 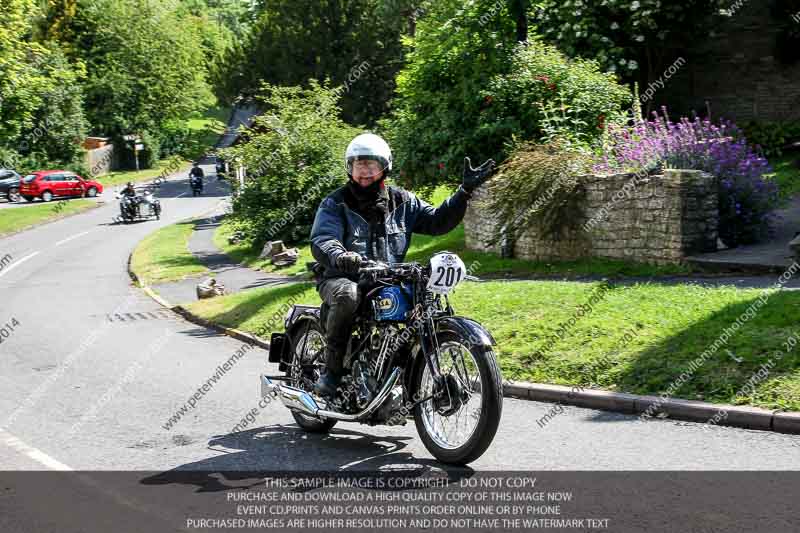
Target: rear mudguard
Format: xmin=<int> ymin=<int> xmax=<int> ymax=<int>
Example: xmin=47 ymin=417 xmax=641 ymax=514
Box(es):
xmin=268 ymin=305 xmax=321 ymax=370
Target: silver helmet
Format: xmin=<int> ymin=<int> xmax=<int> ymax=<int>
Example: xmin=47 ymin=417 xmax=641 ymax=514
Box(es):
xmin=345 ymin=133 xmax=392 ymax=177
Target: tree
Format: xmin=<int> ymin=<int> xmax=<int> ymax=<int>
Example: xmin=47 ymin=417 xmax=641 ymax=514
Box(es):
xmin=0 ymin=0 xmax=87 ymax=171
xmin=218 ymin=0 xmax=422 ymax=125
xmin=62 ymin=0 xmax=215 ymax=140
xmin=509 ymin=0 xmax=528 ymax=43
xmin=530 ymin=0 xmax=726 ymax=112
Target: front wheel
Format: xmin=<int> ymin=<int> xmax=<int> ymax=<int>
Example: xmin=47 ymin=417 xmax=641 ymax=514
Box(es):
xmin=8 ymin=188 xmax=20 ymax=202
xmin=411 ymin=331 xmax=503 ymax=465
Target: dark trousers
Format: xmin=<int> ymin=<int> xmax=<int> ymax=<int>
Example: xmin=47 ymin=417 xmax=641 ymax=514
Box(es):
xmin=317 ymin=277 xmax=360 ymax=375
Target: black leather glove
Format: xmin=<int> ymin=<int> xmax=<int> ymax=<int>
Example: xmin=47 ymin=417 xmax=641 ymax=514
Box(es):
xmin=462 ymin=157 xmax=496 ymax=193
xmin=335 ymin=252 xmax=363 ymax=274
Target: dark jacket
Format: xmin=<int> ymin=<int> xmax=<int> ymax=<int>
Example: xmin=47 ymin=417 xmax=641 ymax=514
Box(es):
xmin=310 ymin=183 xmax=471 ymax=280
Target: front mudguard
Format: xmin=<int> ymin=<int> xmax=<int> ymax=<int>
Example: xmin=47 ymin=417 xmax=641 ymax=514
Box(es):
xmin=434 ymin=316 xmax=496 ymax=348
xmin=405 ymin=316 xmax=496 ymax=392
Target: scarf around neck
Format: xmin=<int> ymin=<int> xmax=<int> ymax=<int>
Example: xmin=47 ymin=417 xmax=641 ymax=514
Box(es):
xmin=346 ymin=178 xmax=389 ymax=222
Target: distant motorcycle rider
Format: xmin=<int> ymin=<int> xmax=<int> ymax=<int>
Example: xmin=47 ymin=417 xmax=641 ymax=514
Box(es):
xmin=189 ymin=162 xmax=205 ymax=179
xmin=309 ymin=133 xmax=495 ymax=397
xmin=121 ymin=181 xmax=137 ymax=198
xmin=119 ymin=181 xmax=139 ymax=219
xmin=189 ymin=162 xmax=204 ymax=194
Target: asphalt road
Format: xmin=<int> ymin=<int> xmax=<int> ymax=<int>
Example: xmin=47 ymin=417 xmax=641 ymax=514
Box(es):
xmin=1 ymin=164 xmax=799 ymax=531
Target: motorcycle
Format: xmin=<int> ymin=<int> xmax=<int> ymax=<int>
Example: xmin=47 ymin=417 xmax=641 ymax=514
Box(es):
xmin=190 ymin=175 xmax=204 ymax=196
xmin=215 ymin=159 xmax=227 ymax=180
xmin=116 ymin=189 xmax=161 ymax=223
xmin=261 ymin=252 xmax=503 ymax=465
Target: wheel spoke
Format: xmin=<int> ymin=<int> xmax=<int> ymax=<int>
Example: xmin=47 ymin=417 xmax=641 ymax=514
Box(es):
xmin=419 ymin=340 xmax=484 ymax=451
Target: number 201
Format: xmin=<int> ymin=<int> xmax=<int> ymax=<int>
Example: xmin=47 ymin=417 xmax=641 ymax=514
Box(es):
xmin=435 ymin=266 xmax=462 ymax=286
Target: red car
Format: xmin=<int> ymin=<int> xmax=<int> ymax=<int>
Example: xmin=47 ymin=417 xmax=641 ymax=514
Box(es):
xmin=19 ymin=170 xmax=103 ymax=202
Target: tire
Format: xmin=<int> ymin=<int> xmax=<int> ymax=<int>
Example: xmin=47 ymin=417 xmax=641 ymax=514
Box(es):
xmin=41 ymin=191 xmax=53 ymax=202
xmin=287 ymin=319 xmax=337 ymax=433
xmin=8 ymin=188 xmax=20 ymax=202
xmin=411 ymin=331 xmax=503 ymax=465
xmin=85 ymin=187 xmax=97 ymax=198
xmin=23 ymin=195 xmax=34 ymax=202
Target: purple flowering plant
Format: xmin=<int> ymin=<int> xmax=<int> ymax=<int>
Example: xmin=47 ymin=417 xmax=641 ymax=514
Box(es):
xmin=595 ymin=108 xmax=781 ymax=247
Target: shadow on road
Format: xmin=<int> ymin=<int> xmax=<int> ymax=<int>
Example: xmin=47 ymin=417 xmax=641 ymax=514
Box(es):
xmin=141 ymin=423 xmax=474 ymax=492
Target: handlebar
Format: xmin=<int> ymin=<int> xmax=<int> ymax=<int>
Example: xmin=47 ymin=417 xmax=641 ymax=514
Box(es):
xmin=357 ymin=259 xmax=423 ymax=278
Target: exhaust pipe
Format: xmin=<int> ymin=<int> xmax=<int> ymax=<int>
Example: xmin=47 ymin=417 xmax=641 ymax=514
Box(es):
xmin=260 ymin=368 xmax=401 ymax=422
xmin=262 ymin=376 xmax=319 ymax=414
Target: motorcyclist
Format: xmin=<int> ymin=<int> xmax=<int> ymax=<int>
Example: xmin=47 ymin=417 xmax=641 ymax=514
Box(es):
xmin=121 ymin=181 xmax=137 ymax=197
xmin=119 ymin=181 xmax=139 ymax=219
xmin=189 ymin=162 xmax=205 ymax=179
xmin=215 ymin=155 xmax=227 ymax=178
xmin=309 ymin=133 xmax=494 ymax=397
xmin=189 ymin=162 xmax=204 ymax=195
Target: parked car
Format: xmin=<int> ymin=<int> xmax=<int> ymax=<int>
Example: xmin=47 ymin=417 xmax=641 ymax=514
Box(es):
xmin=0 ymin=169 xmax=21 ymax=202
xmin=19 ymin=170 xmax=103 ymax=202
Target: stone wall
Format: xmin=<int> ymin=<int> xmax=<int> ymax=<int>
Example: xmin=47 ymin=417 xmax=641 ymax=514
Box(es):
xmin=653 ymin=3 xmax=800 ymax=122
xmin=464 ymin=170 xmax=718 ymax=265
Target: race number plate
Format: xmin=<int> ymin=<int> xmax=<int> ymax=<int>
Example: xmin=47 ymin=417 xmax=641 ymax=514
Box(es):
xmin=427 ymin=253 xmax=467 ymax=295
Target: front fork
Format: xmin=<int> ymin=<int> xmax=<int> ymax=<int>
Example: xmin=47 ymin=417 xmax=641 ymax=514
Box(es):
xmin=415 ymin=305 xmax=458 ymax=413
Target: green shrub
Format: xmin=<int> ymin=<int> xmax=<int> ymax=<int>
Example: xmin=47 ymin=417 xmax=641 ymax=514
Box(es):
xmin=485 ymin=42 xmax=632 ymax=148
xmin=381 ymin=0 xmax=522 ymax=189
xmin=484 ymin=140 xmax=594 ymax=242
xmin=222 ymin=81 xmax=360 ymax=246
xmin=740 ymin=120 xmax=800 ymax=158
xmin=159 ymin=120 xmax=195 ymax=158
xmin=385 ymin=1 xmax=631 ymax=190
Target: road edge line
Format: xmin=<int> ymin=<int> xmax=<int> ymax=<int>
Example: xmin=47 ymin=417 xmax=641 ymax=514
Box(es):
xmin=0 ymin=428 xmax=73 ymax=471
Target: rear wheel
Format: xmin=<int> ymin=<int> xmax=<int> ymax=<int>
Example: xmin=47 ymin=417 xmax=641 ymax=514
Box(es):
xmin=41 ymin=191 xmax=53 ymax=202
xmin=411 ymin=331 xmax=503 ymax=465
xmin=287 ymin=319 xmax=337 ymax=433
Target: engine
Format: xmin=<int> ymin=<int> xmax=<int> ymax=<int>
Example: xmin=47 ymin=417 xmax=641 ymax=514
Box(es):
xmin=335 ymin=324 xmax=407 ymax=423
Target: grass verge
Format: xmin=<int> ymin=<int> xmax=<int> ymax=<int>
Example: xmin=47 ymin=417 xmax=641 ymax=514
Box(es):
xmin=187 ymin=105 xmax=231 ymax=150
xmin=131 ymin=220 xmax=209 ymax=285
xmin=185 ymin=278 xmax=800 ymax=411
xmin=766 ymin=153 xmax=800 ymax=201
xmin=0 ymin=199 xmax=97 ymax=237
